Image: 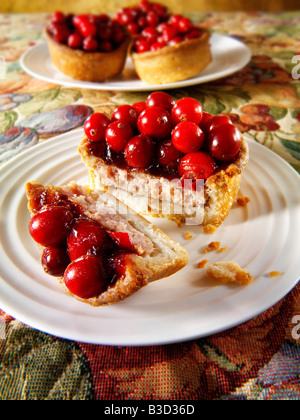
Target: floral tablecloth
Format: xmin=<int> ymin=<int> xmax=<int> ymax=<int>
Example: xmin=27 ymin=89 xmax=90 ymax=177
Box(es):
xmin=0 ymin=11 xmax=300 ymax=401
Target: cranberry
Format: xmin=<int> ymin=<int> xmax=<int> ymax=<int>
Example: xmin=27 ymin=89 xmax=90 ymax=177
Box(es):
xmin=64 ymin=255 xmax=107 ymax=299
xmin=206 ymin=115 xmax=232 ymax=132
xmin=150 ymin=40 xmax=167 ymax=51
xmin=83 ymin=36 xmax=99 ymax=51
xmin=111 ymin=105 xmax=138 ymax=128
xmin=79 ymin=20 xmax=97 ymax=38
xmin=146 ymin=11 xmax=160 ymax=27
xmin=48 ymin=22 xmax=70 ymax=44
xmin=179 ymin=152 xmax=217 ymax=180
xmin=184 ymin=28 xmax=202 ymax=40
xmin=169 ymin=14 xmax=183 ymax=30
xmin=99 ymin=40 xmax=113 ymax=52
xmin=138 ymin=107 xmax=173 ymax=140
xmin=108 ymin=232 xmax=136 ymax=253
xmin=132 ymin=101 xmax=147 ymax=115
xmin=146 ymin=92 xmax=175 ymax=113
xmin=135 ymin=38 xmax=151 ymax=53
xmin=171 ymin=97 xmax=203 ymax=125
xmin=42 ymin=246 xmax=70 ymax=277
xmin=124 ymin=134 xmax=155 ymax=169
xmin=199 ymin=111 xmax=212 ymax=132
xmin=172 ymin=121 xmax=205 ymax=153
xmin=105 ymin=121 xmax=133 ymax=153
xmin=128 ymin=22 xmax=140 ymax=35
xmin=112 ymin=23 xmax=126 ymax=45
xmin=157 ymin=139 xmax=183 ymax=170
xmin=84 ymin=113 xmax=110 ymax=142
xmin=178 ymin=17 xmax=193 ymax=33
xmin=67 ymin=33 xmax=83 ymax=49
xmin=169 ymin=36 xmax=182 ymax=46
xmin=98 ymin=23 xmax=113 ymax=41
xmin=29 ymin=205 xmax=73 ymax=247
xmin=142 ymin=26 xmax=158 ymax=43
xmin=67 ymin=219 xmax=110 ymax=261
xmin=207 ymin=123 xmax=242 ymax=162
xmin=161 ymin=25 xmax=177 ymax=42
xmin=51 ymin=11 xmax=66 ymax=24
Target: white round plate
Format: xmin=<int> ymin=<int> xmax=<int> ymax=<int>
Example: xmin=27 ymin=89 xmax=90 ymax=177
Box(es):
xmin=20 ymin=33 xmax=251 ymax=91
xmin=0 ymin=131 xmax=299 ymax=346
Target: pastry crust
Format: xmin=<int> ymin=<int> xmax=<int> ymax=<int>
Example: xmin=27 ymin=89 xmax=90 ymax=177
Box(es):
xmin=78 ymin=136 xmax=249 ymax=228
xmin=131 ymin=28 xmax=212 ymax=84
xmin=25 ymin=181 xmax=188 ymax=306
xmin=45 ymin=29 xmax=131 ymax=82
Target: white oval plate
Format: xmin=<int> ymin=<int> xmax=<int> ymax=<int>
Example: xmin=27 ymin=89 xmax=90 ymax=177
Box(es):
xmin=20 ymin=33 xmax=251 ymax=91
xmin=0 ymin=131 xmax=299 ymax=346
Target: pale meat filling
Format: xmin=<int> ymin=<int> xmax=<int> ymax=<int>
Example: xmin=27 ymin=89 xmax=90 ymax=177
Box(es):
xmin=60 ymin=184 xmax=154 ymax=256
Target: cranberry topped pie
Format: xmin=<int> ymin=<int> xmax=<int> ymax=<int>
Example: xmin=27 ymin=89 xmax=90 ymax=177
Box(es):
xmin=26 ymin=181 xmax=188 ymax=306
xmin=79 ymin=93 xmax=249 ymax=227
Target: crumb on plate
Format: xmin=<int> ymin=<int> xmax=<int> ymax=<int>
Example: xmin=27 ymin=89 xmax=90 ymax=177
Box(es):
xmin=207 ymin=261 xmax=253 ymax=286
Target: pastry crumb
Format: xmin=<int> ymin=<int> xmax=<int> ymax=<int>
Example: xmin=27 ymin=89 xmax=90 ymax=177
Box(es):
xmin=208 ymin=241 xmax=221 ymax=251
xmin=197 ymin=259 xmax=209 ymax=269
xmin=268 ymin=271 xmax=281 ymax=277
xmin=237 ymin=196 xmax=251 ymax=206
xmin=219 ymin=247 xmax=228 ymax=253
xmin=203 ymin=224 xmax=217 ymax=234
xmin=207 ymin=261 xmax=253 ymax=286
xmin=185 ymin=231 xmax=193 ymax=240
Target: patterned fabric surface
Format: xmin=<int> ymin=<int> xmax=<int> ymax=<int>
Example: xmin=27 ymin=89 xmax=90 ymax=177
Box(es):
xmin=0 ymin=11 xmax=300 ymax=400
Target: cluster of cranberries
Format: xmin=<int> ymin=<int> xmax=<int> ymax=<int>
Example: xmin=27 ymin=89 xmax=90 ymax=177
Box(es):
xmin=114 ymin=0 xmax=169 ymax=36
xmin=132 ymin=15 xmax=202 ymax=53
xmin=47 ymin=11 xmax=127 ymax=52
xmin=29 ymin=198 xmax=135 ymax=299
xmin=84 ymin=92 xmax=242 ymax=182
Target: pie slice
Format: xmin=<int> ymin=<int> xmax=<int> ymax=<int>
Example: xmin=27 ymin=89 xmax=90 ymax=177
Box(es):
xmin=25 ymin=181 xmax=188 ymax=306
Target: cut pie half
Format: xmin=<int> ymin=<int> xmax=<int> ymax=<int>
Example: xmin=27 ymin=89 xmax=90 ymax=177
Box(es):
xmin=25 ymin=181 xmax=188 ymax=306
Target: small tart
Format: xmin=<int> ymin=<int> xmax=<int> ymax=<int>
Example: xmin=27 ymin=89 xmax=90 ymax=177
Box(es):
xmin=79 ymin=135 xmax=249 ymax=228
xmin=131 ymin=28 xmax=212 ymax=84
xmin=45 ymin=29 xmax=131 ymax=82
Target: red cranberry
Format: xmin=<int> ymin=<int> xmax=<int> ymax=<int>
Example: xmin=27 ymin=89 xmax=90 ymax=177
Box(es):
xmin=184 ymin=28 xmax=202 ymax=40
xmin=51 ymin=11 xmax=66 ymax=24
xmin=207 ymin=123 xmax=242 ymax=162
xmin=79 ymin=20 xmax=97 ymax=38
xmin=171 ymin=97 xmax=203 ymax=125
xmin=111 ymin=105 xmax=139 ymax=128
xmin=138 ymin=107 xmax=173 ymax=140
xmin=157 ymin=139 xmax=183 ymax=170
xmin=150 ymin=40 xmax=166 ymax=51
xmin=179 ymin=152 xmax=217 ymax=180
xmin=105 ymin=121 xmax=133 ymax=153
xmin=132 ymin=101 xmax=147 ymax=115
xmin=29 ymin=205 xmax=73 ymax=247
xmin=84 ymin=113 xmax=110 ymax=142
xmin=124 ymin=134 xmax=155 ymax=169
xmin=206 ymin=115 xmax=232 ymax=132
xmin=42 ymin=246 xmax=70 ymax=277
xmin=83 ymin=36 xmax=99 ymax=51
xmin=199 ymin=111 xmax=212 ymax=132
xmin=99 ymin=40 xmax=113 ymax=52
xmin=128 ymin=22 xmax=140 ymax=35
xmin=48 ymin=22 xmax=70 ymax=44
xmin=67 ymin=33 xmax=83 ymax=49
xmin=98 ymin=23 xmax=113 ymax=41
xmin=142 ymin=26 xmax=158 ymax=43
xmin=146 ymin=91 xmax=175 ymax=113
xmin=64 ymin=255 xmax=107 ymax=299
xmin=146 ymin=11 xmax=160 ymax=27
xmin=67 ymin=219 xmax=110 ymax=261
xmin=172 ymin=121 xmax=205 ymax=153
xmin=169 ymin=14 xmax=183 ymax=30
xmin=108 ymin=232 xmax=136 ymax=253
xmin=135 ymin=38 xmax=151 ymax=53
xmin=178 ymin=17 xmax=193 ymax=33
